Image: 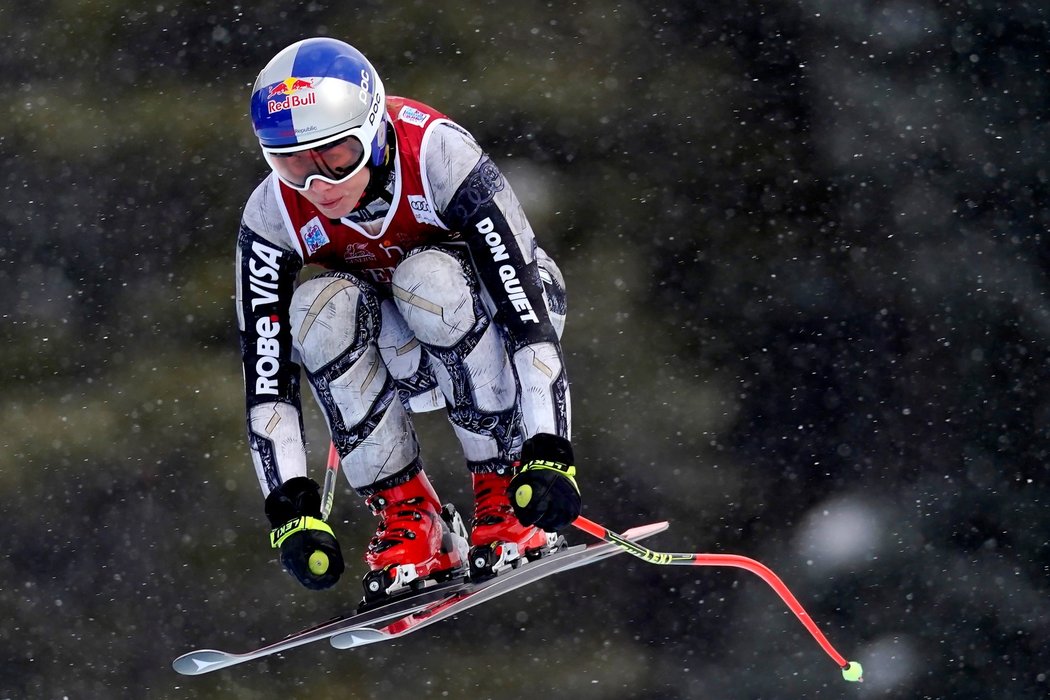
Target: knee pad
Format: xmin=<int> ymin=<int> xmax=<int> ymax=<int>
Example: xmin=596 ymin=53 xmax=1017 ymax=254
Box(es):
xmin=291 ymin=274 xmax=420 ymax=492
xmin=289 ymin=273 xmax=378 ymax=371
xmin=391 ymin=246 xmax=478 ymax=348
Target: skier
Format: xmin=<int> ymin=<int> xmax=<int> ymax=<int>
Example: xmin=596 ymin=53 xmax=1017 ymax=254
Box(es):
xmin=235 ymin=37 xmax=581 ymax=597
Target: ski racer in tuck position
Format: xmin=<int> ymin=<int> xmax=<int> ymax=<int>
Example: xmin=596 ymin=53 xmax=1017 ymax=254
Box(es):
xmin=236 ymin=37 xmax=582 ymax=599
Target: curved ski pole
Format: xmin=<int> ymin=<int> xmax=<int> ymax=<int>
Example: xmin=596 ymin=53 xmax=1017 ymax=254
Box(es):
xmin=301 ymin=442 xmax=341 ymax=577
xmin=320 ymin=442 xmax=340 ymax=521
xmin=572 ymin=515 xmax=863 ymax=683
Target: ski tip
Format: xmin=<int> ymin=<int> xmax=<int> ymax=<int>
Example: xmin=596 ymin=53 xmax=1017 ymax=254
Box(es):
xmin=330 ymin=628 xmax=389 ymax=650
xmin=172 ymin=650 xmax=233 ymax=676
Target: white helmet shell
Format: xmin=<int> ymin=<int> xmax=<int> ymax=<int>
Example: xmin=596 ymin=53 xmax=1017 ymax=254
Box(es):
xmin=250 ymin=38 xmax=386 ymax=164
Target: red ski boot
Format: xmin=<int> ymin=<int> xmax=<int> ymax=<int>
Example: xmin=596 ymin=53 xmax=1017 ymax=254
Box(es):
xmin=468 ymin=470 xmax=560 ymax=579
xmin=362 ymin=470 xmax=468 ymax=603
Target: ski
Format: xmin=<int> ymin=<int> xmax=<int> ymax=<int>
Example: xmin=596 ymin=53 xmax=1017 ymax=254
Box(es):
xmin=173 ymin=521 xmax=667 ymax=674
xmin=329 ymin=521 xmax=669 ymax=650
xmin=172 ymin=578 xmax=469 ymax=675
xmin=173 ymin=521 xmax=666 ymax=674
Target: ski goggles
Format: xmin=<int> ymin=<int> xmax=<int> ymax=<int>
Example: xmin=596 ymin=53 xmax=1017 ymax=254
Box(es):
xmin=263 ymin=133 xmax=368 ymax=191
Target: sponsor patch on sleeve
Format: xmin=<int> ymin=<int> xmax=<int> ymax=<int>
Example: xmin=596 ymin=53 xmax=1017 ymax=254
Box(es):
xmin=398 ymin=105 xmax=431 ymax=127
xmin=407 ymin=195 xmax=443 ymax=227
xmin=301 ymin=217 xmax=330 ymax=255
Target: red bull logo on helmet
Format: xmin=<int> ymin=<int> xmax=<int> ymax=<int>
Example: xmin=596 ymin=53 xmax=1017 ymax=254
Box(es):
xmin=266 ymin=77 xmax=316 ymax=114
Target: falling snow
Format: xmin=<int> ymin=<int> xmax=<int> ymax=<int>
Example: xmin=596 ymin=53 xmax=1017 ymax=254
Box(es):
xmin=3 ymin=2 xmax=1048 ymax=699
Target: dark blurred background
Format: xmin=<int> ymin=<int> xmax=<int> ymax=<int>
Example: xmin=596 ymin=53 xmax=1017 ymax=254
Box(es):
xmin=3 ymin=1 xmax=1048 ymax=698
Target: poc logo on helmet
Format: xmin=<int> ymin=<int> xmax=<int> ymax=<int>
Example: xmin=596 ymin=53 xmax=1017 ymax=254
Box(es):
xmin=358 ymin=69 xmax=371 ymax=105
xmin=357 ymin=69 xmax=382 ymax=127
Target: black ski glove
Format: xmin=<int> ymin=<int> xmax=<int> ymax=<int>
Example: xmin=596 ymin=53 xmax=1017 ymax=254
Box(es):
xmin=265 ymin=477 xmax=345 ymax=590
xmin=508 ymin=433 xmax=581 ymax=532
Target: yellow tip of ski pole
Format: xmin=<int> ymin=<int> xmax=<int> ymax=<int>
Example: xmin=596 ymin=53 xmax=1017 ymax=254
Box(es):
xmin=841 ymin=661 xmax=863 ymax=682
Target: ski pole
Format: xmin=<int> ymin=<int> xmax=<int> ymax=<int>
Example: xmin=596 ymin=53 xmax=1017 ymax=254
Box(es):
xmin=305 ymin=442 xmax=341 ymax=576
xmin=572 ymin=515 xmax=863 ymax=683
xmin=320 ymin=441 xmax=340 ymax=521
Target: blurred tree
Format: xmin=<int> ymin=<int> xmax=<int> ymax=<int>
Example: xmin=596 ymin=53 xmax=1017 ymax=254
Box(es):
xmin=2 ymin=1 xmax=1048 ymax=698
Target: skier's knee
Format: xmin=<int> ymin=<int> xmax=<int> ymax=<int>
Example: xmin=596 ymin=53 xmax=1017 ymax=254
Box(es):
xmin=290 ymin=273 xmax=377 ymax=371
xmin=391 ymin=247 xmax=478 ymax=348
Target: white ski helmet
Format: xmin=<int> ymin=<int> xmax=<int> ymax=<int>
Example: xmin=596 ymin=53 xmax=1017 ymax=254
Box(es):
xmin=250 ymin=38 xmax=387 ymax=189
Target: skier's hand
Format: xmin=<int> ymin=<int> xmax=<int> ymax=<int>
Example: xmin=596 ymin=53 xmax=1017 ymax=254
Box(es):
xmin=265 ymin=477 xmax=345 ymax=590
xmin=271 ymin=522 xmax=344 ymax=590
xmin=508 ymin=434 xmax=581 ymax=532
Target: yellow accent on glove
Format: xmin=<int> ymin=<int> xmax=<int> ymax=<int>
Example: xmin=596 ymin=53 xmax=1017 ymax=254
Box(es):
xmin=518 ymin=460 xmax=578 ymax=492
xmin=269 ymin=516 xmax=335 ymax=549
xmin=514 ymin=483 xmax=534 ymax=508
xmin=308 ymin=550 xmax=330 ymax=576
